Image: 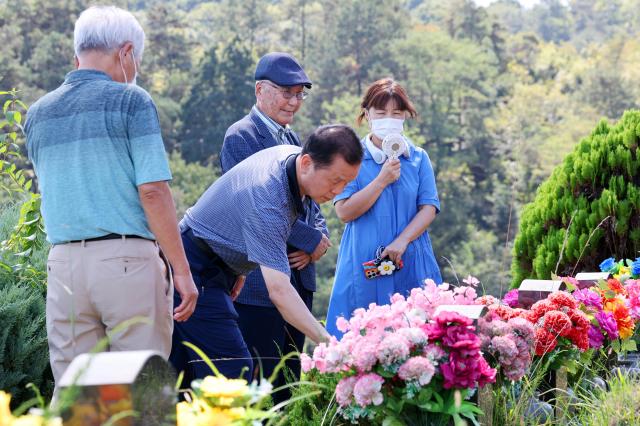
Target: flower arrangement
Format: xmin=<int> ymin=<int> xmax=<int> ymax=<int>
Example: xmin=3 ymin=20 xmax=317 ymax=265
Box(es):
xmin=301 ymin=279 xmax=494 ymax=425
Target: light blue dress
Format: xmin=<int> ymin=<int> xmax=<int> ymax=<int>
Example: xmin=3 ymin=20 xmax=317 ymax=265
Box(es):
xmin=326 ymin=136 xmax=442 ymax=338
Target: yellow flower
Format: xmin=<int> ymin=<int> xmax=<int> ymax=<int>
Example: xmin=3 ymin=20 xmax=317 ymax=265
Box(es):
xmin=0 ymin=391 xmax=13 ymax=426
xmin=177 ymin=400 xmax=238 ymax=426
xmin=199 ymin=376 xmax=249 ymax=399
xmin=619 ymin=325 xmax=634 ymax=340
xmin=10 ymin=415 xmax=46 ymax=426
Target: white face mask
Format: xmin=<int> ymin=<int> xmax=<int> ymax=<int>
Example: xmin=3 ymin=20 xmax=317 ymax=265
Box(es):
xmin=119 ymin=48 xmax=138 ymax=86
xmin=370 ymin=117 xmax=404 ymax=140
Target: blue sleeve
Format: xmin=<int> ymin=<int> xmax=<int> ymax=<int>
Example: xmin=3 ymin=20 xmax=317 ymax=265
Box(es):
xmin=417 ymin=150 xmax=440 ymax=213
xmin=333 ymin=175 xmax=360 ymax=204
xmin=288 ymin=218 xmax=323 ymax=253
xmin=220 ymin=132 xmax=255 ymax=173
xmin=126 ymin=89 xmax=171 ymax=185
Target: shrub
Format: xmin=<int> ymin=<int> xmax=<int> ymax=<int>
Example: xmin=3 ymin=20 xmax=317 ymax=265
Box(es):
xmin=0 ymin=273 xmax=52 ymax=409
xmin=286 ymin=371 xmax=341 ymax=426
xmin=0 ymin=203 xmax=51 ymax=409
xmin=511 ymin=111 xmax=640 ymax=287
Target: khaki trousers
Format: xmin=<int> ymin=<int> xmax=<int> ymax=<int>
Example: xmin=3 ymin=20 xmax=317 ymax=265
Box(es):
xmin=46 ymin=237 xmax=173 ymax=385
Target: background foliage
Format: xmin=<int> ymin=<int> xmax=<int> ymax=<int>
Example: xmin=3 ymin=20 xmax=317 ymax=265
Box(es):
xmin=1 ymin=0 xmax=640 ymax=321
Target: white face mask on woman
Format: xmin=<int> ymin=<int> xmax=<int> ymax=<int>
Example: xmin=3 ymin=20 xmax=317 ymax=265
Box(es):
xmin=370 ymin=117 xmax=404 ymax=140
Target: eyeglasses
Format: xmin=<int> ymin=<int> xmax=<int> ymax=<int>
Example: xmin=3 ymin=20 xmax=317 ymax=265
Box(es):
xmin=261 ymin=80 xmax=309 ymax=100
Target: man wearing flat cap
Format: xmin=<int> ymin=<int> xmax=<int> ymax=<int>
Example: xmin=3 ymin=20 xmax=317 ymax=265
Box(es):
xmin=219 ymin=52 xmax=330 ymax=402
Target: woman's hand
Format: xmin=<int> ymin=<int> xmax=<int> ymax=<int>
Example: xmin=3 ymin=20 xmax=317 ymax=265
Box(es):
xmin=381 ymin=237 xmax=409 ymax=266
xmin=375 ymin=158 xmax=401 ymax=187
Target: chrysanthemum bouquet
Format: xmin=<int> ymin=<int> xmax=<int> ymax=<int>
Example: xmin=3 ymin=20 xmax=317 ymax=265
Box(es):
xmin=302 ymin=279 xmax=496 ymax=425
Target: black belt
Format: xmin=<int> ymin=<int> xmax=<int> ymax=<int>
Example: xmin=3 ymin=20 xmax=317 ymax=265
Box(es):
xmin=68 ymin=233 xmax=151 ymax=244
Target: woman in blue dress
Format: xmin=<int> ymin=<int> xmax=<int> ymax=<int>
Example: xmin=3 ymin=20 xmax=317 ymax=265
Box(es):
xmin=326 ymin=78 xmax=442 ymax=338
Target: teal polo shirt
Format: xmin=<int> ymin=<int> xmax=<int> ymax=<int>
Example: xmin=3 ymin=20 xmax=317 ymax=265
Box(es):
xmin=25 ymin=69 xmax=172 ymax=244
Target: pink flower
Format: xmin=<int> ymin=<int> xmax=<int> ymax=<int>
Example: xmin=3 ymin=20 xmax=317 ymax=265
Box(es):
xmin=573 ymin=288 xmax=603 ymax=310
xmin=336 ymin=316 xmax=350 ymax=333
xmin=398 ymin=356 xmax=435 ymax=386
xmin=595 ymin=310 xmax=619 ymax=340
xmin=502 ymin=289 xmax=519 ymax=308
xmin=300 ymin=353 xmax=313 ymax=372
xmin=441 ymin=351 xmax=495 ymax=389
xmin=336 ymin=376 xmax=358 ymax=407
xmin=491 ymin=335 xmax=518 ymax=362
xmin=588 ymin=325 xmax=605 ymax=349
xmin=377 ymin=333 xmax=411 ymax=366
xmin=463 ymin=275 xmax=480 ymax=287
xmin=353 ymin=373 xmax=384 ymax=407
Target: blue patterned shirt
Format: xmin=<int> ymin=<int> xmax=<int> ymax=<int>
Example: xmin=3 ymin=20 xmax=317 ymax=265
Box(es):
xmin=182 ymin=145 xmax=302 ymax=276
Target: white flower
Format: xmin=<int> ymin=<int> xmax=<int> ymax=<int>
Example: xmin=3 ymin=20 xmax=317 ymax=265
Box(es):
xmin=377 ymin=261 xmax=396 ymax=275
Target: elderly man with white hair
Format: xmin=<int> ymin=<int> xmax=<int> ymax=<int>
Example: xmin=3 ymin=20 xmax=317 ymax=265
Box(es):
xmin=24 ymin=5 xmax=198 ymax=386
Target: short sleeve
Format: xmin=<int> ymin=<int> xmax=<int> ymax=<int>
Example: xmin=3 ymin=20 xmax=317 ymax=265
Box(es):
xmin=126 ymin=88 xmax=172 ymax=185
xmin=242 ymin=204 xmax=292 ymax=276
xmin=417 ymin=149 xmax=440 ymax=213
xmin=333 ymin=176 xmax=360 ymax=204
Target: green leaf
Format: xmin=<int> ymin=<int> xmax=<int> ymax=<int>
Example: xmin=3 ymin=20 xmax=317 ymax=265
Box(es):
xmin=622 ymin=339 xmax=637 ymax=352
xmin=382 ymin=416 xmax=405 ymax=426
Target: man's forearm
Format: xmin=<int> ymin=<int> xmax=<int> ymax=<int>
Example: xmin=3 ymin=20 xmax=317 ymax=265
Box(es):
xmin=138 ymin=181 xmax=190 ymax=275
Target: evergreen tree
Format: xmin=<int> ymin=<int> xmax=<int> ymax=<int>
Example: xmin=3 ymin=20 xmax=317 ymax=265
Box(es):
xmin=179 ymin=38 xmax=254 ymax=164
xmin=511 ymin=111 xmax=640 ymax=287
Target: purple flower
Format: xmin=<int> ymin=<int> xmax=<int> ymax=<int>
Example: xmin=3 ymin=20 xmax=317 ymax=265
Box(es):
xmin=573 ymin=288 xmax=603 ymax=310
xmin=588 ymin=325 xmax=605 ymax=349
xmin=595 ymin=310 xmax=619 ymax=340
xmin=503 ymin=289 xmax=519 ymax=308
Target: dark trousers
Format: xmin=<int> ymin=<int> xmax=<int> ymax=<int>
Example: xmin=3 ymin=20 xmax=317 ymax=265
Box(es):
xmin=169 ymin=229 xmax=253 ymax=388
xmin=235 ymin=283 xmax=313 ymax=405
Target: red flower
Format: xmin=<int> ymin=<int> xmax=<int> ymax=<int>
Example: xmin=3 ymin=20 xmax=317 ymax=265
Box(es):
xmin=567 ymin=308 xmax=590 ymax=331
xmin=542 ymin=311 xmax=572 ymax=337
xmin=530 ymin=300 xmax=558 ymax=322
xmin=491 ymin=305 xmax=515 ymax=321
xmin=607 ymin=279 xmax=626 ymax=296
xmin=534 ymin=328 xmax=558 ymax=356
xmin=548 ymin=291 xmax=578 ymax=310
xmin=567 ymin=328 xmax=589 ymax=351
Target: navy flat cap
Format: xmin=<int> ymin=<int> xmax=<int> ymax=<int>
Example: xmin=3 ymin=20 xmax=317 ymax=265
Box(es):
xmin=255 ymin=52 xmax=312 ymax=88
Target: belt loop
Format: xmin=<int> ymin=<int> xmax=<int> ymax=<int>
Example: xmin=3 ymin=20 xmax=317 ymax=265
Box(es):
xmin=81 ymin=240 xmax=86 ymax=248
xmin=121 ymin=234 xmax=126 ymax=243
